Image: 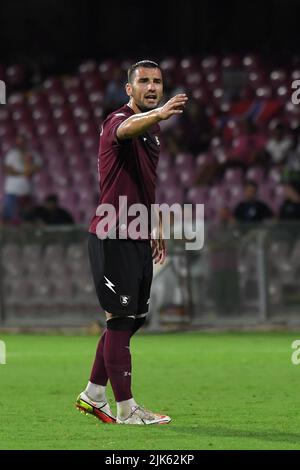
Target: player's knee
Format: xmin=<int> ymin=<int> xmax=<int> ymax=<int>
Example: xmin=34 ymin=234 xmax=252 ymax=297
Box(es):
xmin=106 ymin=314 xmax=135 ymax=331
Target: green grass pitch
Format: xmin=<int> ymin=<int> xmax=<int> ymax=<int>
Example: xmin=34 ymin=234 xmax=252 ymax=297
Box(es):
xmin=0 ymin=331 xmax=300 ymax=450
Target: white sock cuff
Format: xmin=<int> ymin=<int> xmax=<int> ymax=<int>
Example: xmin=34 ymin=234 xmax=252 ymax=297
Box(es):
xmin=85 ymin=381 xmax=107 ymax=402
xmin=116 ymin=398 xmax=138 ymax=419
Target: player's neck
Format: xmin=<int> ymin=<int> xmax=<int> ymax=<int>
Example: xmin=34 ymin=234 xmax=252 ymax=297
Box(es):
xmin=127 ymin=99 xmax=142 ymax=114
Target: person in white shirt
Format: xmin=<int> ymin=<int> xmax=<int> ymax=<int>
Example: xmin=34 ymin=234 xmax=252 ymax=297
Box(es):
xmin=265 ymin=123 xmax=292 ymax=166
xmin=3 ymin=134 xmax=41 ymax=222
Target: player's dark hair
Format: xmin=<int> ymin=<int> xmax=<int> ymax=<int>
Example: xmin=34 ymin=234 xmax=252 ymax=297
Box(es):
xmin=127 ymin=60 xmax=160 ymax=83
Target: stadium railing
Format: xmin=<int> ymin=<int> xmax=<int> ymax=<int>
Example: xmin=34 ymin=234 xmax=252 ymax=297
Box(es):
xmin=1 ymin=222 xmax=300 ymax=330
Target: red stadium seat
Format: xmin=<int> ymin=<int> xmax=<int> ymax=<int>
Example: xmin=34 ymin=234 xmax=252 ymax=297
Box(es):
xmin=6 ymin=65 xmax=25 ymax=87
xmin=223 ymin=168 xmax=244 ymax=186
xmin=78 ymin=60 xmax=98 ymax=75
xmin=243 ymin=54 xmax=260 ymax=70
xmin=222 ymin=55 xmax=241 ymax=69
xmin=63 ymin=76 xmax=82 ymax=92
xmin=201 ymin=56 xmax=219 ymax=72
xmin=0 ymin=108 xmax=10 ymax=122
xmin=48 ymin=93 xmax=66 ymax=107
xmin=43 ymin=77 xmax=63 ymax=92
xmin=246 ymin=166 xmax=265 ymax=184
xmin=186 ymin=186 xmax=208 ymax=204
xmin=179 ymin=168 xmax=197 ymax=188
xmin=270 ymin=70 xmax=287 ymax=84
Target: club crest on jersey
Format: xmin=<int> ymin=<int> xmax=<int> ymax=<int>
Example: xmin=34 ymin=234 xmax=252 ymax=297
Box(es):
xmin=155 ymin=135 xmax=160 ymax=146
xmin=120 ymin=295 xmax=131 ymax=306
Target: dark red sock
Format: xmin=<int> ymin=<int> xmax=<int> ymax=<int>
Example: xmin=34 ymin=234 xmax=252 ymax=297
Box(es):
xmin=104 ymin=318 xmax=134 ymax=402
xmin=89 ymin=329 xmax=108 ymax=386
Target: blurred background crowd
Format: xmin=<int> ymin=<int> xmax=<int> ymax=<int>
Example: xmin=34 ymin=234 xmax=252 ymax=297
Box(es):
xmin=1 ymin=53 xmax=300 ymax=228
xmin=1 ymin=1 xmax=300 ymax=230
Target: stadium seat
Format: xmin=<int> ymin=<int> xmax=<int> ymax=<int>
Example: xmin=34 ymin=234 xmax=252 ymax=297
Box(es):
xmin=223 ymin=168 xmax=244 ymax=186
xmin=6 ymin=65 xmax=25 ymax=87
xmin=175 ymin=153 xmax=195 ymax=171
xmin=163 ymin=186 xmax=184 ymax=205
xmin=186 ymin=186 xmax=208 ymax=204
xmin=243 ymin=54 xmax=260 ymax=70
xmin=228 ymin=185 xmax=244 ymax=209
xmin=222 ymin=55 xmax=241 ymax=69
xmin=201 ymin=56 xmax=219 ymax=72
xmin=179 ymin=168 xmax=197 ymax=188
xmin=5 ymin=278 xmax=32 ymax=305
xmin=158 ymin=169 xmax=178 ymax=185
xmin=246 ymin=167 xmax=265 ymax=184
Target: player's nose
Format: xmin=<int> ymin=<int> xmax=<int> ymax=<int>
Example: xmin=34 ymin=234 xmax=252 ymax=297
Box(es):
xmin=147 ymin=81 xmax=156 ymax=91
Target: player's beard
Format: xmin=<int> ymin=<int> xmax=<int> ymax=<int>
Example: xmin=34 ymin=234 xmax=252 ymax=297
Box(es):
xmin=137 ymin=101 xmax=158 ymax=113
xmin=134 ymin=95 xmax=161 ymax=113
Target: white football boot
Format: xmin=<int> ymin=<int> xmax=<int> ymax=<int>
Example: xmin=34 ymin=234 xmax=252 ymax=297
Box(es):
xmin=76 ymin=391 xmax=116 ymax=424
xmin=116 ymin=405 xmax=171 ymax=425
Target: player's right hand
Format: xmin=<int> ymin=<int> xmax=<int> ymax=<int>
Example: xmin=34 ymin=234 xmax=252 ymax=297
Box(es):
xmin=157 ymin=94 xmax=188 ymax=120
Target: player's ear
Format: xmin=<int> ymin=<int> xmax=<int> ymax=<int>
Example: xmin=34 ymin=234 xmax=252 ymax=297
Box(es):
xmin=125 ymin=82 xmax=132 ymax=97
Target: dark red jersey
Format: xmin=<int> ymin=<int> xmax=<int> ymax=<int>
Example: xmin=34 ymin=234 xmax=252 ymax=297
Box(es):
xmin=89 ymin=104 xmax=161 ymax=238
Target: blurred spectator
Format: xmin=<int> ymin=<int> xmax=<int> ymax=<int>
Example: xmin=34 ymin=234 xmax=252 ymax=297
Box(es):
xmin=24 ymin=194 xmax=74 ymax=225
xmin=283 ymin=127 xmax=300 ymax=181
xmin=104 ymin=68 xmax=127 ymax=110
xmin=265 ymin=123 xmax=292 ymax=166
xmin=230 ymin=119 xmax=268 ymax=168
xmin=234 ymin=180 xmax=273 ymax=223
xmin=215 ymin=206 xmax=235 ymax=226
xmin=196 ymin=119 xmax=267 ymax=185
xmin=164 ymin=99 xmax=212 ymax=157
xmin=178 ymin=100 xmax=212 ymax=154
xmin=279 ymin=183 xmax=300 ymax=220
xmin=3 ymin=134 xmax=41 ymax=223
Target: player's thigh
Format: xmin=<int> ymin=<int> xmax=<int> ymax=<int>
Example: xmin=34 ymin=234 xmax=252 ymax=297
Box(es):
xmin=89 ymin=235 xmax=141 ymax=316
xmin=88 ymin=233 xmax=105 ymax=300
xmin=137 ymin=241 xmax=153 ymax=315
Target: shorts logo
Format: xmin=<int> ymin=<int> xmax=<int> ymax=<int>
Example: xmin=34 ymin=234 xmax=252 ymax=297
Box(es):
xmin=104 ymin=276 xmax=117 ymax=294
xmin=120 ymin=295 xmax=131 ymax=306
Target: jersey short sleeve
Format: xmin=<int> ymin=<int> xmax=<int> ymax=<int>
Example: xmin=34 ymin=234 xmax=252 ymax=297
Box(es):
xmin=102 ymin=112 xmax=129 ymax=145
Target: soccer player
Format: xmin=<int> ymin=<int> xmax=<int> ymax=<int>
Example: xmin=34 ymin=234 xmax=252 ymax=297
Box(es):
xmin=76 ymin=60 xmax=188 ymax=425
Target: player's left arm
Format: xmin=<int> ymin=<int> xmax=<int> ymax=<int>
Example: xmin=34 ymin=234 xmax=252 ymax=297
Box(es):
xmin=151 ymin=210 xmax=167 ymax=265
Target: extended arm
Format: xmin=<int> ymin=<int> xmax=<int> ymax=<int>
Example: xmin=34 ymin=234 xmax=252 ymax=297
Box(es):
xmin=117 ymin=94 xmax=188 ymax=140
xmin=151 ymin=209 xmax=167 ymax=265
